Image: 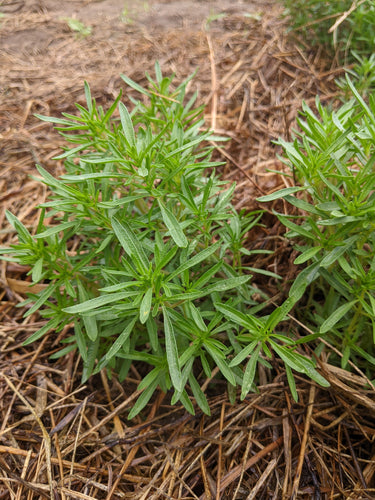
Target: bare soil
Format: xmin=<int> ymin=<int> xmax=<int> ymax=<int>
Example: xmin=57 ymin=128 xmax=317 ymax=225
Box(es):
xmin=1 ymin=1 xmax=375 ymax=499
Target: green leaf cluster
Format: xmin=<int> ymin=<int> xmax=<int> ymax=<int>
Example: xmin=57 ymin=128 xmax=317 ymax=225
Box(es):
xmin=1 ymin=63 xmax=328 ymax=417
xmin=259 ymin=76 xmax=375 ymax=376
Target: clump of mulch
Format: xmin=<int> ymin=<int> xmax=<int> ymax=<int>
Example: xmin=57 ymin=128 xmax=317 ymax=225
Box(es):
xmin=1 ymin=334 xmax=375 ymax=499
xmin=1 ymin=0 xmax=374 ymax=498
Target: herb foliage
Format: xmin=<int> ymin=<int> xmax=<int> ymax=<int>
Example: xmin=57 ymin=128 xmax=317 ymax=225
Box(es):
xmin=1 ymin=64 xmax=329 ymax=417
xmin=259 ymin=76 xmax=375 ymax=377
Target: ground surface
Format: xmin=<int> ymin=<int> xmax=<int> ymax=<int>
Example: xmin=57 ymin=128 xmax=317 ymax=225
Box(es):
xmin=1 ymin=1 xmax=375 ymax=499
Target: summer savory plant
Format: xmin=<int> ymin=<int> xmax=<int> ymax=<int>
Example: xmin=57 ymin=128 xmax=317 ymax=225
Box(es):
xmin=258 ymin=76 xmax=375 ymax=378
xmin=0 ymin=64 xmax=329 ymax=417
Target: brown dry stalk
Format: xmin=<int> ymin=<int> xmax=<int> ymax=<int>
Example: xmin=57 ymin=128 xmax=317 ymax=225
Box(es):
xmin=1 ymin=372 xmax=54 ymax=500
xmin=219 ymin=435 xmax=284 ymax=492
xmin=291 ymin=384 xmax=316 ymax=499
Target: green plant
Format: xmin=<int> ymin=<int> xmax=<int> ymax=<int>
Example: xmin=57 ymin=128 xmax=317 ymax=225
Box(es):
xmin=205 ymin=12 xmax=227 ymax=30
xmin=120 ymin=5 xmax=133 ymax=24
xmin=0 ymin=64 xmax=329 ymax=417
xmin=336 ymin=51 xmax=375 ymax=98
xmin=281 ymin=0 xmax=375 ymax=64
xmin=62 ymin=17 xmax=92 ymax=38
xmin=258 ymin=76 xmax=375 ymax=377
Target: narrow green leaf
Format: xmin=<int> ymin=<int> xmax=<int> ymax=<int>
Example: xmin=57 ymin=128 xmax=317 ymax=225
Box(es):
xmin=5 ymin=211 xmax=33 ymax=244
xmin=111 ymin=217 xmax=149 ymax=273
xmin=103 ymin=89 xmax=122 ymax=123
xmin=163 ymin=306 xmax=183 ymax=392
xmin=94 ymin=234 xmax=114 ymax=255
xmin=81 ymin=337 xmax=100 ymax=382
xmin=82 ymin=314 xmax=98 ymax=341
xmin=285 ymin=364 xmax=298 ymax=402
xmin=277 ymin=215 xmax=317 ymax=241
xmin=264 ymin=297 xmax=296 ymax=334
xmin=167 ymin=242 xmax=220 ymax=282
xmin=270 ymin=341 xmax=306 ymax=372
xmin=294 ymin=247 xmax=321 ymax=265
xmin=229 ymin=340 xmax=259 ymax=367
xmin=345 ymin=74 xmax=373 ymax=121
xmin=84 ymin=81 xmax=93 ymax=113
xmin=271 ymin=341 xmax=329 ymax=387
xmin=167 ymin=290 xmax=205 ymax=302
xmin=200 ymin=352 xmax=211 ymax=378
xmin=35 ymin=164 xmax=61 ymax=188
xmin=128 ymin=378 xmax=159 ymax=420
xmin=204 ymin=275 xmax=250 ymax=294
xmin=154 ymin=245 xmax=179 ymax=274
xmin=138 ymin=366 xmax=163 ymax=391
xmin=97 ymin=193 xmax=148 ymax=208
xmin=121 ymin=74 xmax=151 ymax=97
xmin=317 ymin=170 xmax=346 ymax=203
xmin=78 ymin=154 xmax=129 ymax=164
xmin=164 ymin=136 xmax=209 ymax=159
xmin=189 ymin=374 xmax=210 ymax=415
xmin=194 ymin=261 xmax=223 ymax=289
xmin=338 ymin=256 xmax=356 ymax=279
xmin=320 ymin=243 xmax=354 ymax=268
xmin=34 ymin=221 xmax=77 ymax=239
xmin=146 ymin=317 xmax=159 ymax=352
xmin=215 ymin=303 xmax=261 ymax=331
xmin=24 ymin=283 xmax=57 ymax=318
xmin=352 ymin=344 xmax=375 ymax=366
xmin=257 ymin=186 xmax=305 ymax=202
xmin=204 ymin=342 xmax=236 ymax=385
xmin=31 ymin=257 xmax=44 ymax=283
xmin=106 ymin=316 xmax=138 ymax=360
xmin=155 ymin=61 xmax=163 ymax=83
xmin=99 ymin=281 xmax=141 ymax=293
xmin=64 ymin=291 xmax=136 ymax=314
xmin=318 ymin=216 xmax=361 ymax=226
xmin=178 ymin=389 xmax=195 ymax=415
xmin=74 ymin=321 xmax=87 ymax=362
xmin=187 ymin=303 xmax=206 ymax=332
xmin=241 ymin=344 xmax=261 ymax=399
xmin=320 ymin=300 xmax=357 ymax=333
xmin=49 ymin=344 xmax=77 ymax=359
xmin=181 ymin=176 xmax=198 ymax=212
xmin=284 ymin=195 xmax=320 ymax=214
xmin=302 ymin=362 xmax=330 ymax=387
xmin=213 ymin=184 xmax=236 ymax=212
xmin=61 ymin=172 xmax=124 ymax=182
xmin=53 ymin=144 xmax=90 ymax=160
xmin=22 ymin=316 xmax=61 ymax=345
xmin=289 ymin=262 xmax=320 ymax=301
xmin=227 ymin=382 xmax=237 ymax=405
xmin=245 ymin=267 xmax=281 ymax=279
xmin=119 ymin=102 xmax=136 ymax=147
xmin=34 ymin=113 xmax=79 ymax=126
xmin=158 ymin=201 xmax=188 ymax=248
xmin=140 ymin=288 xmax=153 ymax=324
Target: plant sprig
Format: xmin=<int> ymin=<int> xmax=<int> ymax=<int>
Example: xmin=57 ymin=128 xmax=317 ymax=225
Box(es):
xmin=258 ymin=75 xmax=375 ymax=377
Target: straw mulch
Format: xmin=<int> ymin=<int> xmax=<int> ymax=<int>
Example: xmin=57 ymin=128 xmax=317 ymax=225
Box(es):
xmin=1 ymin=0 xmax=375 ymax=498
